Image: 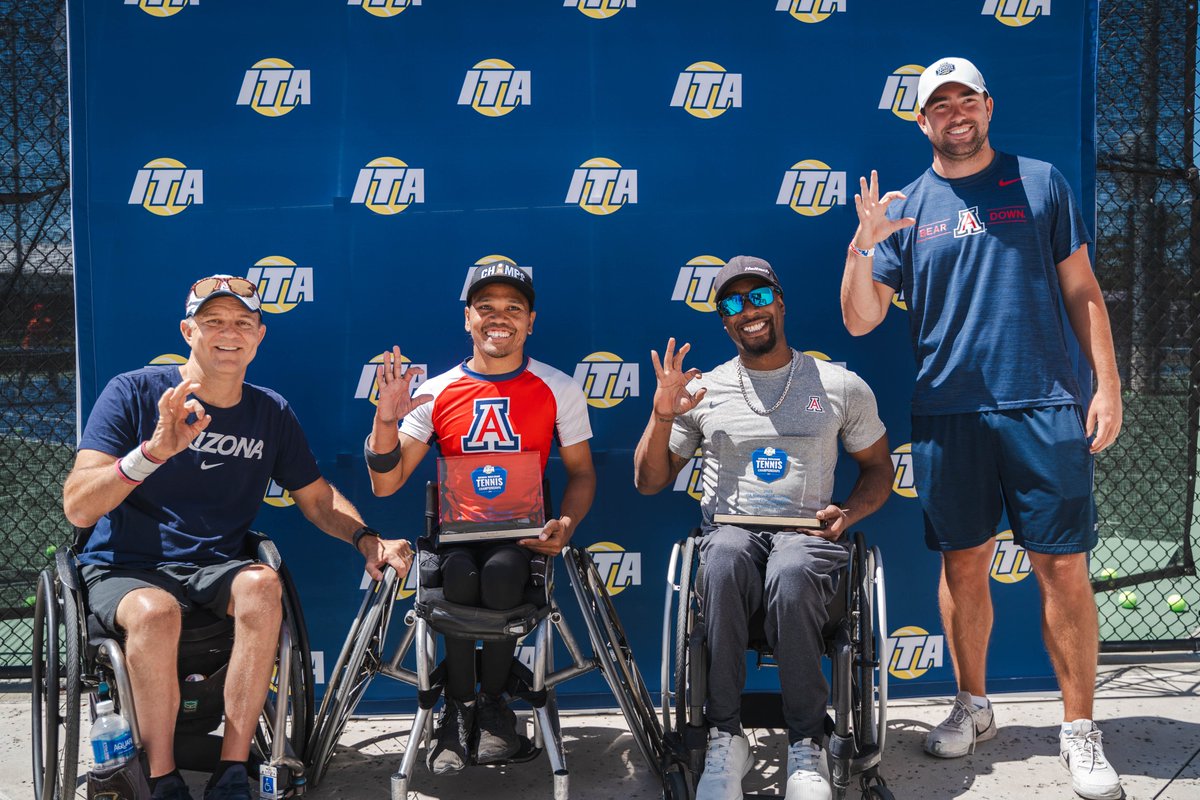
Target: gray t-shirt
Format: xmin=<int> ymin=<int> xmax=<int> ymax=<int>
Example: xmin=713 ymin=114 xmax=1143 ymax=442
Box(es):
xmin=669 ymin=350 xmax=886 ymax=523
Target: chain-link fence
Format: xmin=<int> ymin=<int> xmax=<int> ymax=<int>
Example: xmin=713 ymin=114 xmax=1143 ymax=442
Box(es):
xmin=0 ymin=1 xmax=75 ymax=676
xmin=1092 ymin=0 xmax=1200 ymax=650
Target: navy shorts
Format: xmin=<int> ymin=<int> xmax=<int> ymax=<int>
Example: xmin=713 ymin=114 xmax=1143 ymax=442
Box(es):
xmin=911 ymin=405 xmax=1096 ymax=555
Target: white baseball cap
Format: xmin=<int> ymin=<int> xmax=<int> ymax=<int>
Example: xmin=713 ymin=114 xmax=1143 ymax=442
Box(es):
xmin=917 ymin=57 xmax=989 ymax=113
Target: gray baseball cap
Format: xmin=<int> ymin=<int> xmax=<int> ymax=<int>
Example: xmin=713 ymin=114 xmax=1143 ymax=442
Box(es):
xmin=713 ymin=256 xmax=783 ymax=300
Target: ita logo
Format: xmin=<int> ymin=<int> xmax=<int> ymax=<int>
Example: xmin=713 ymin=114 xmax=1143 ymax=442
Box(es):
xmin=990 ymin=530 xmax=1032 ymax=584
xmin=237 ymin=59 xmax=311 ymax=117
xmin=878 ymin=65 xmax=924 ymax=121
xmin=460 ymin=255 xmax=531 ymax=301
xmin=672 ymin=448 xmax=704 ymax=501
xmin=566 ymin=158 xmax=637 ymax=215
xmin=125 ymin=0 xmax=196 ymax=17
xmin=459 ymin=59 xmax=531 ymax=116
xmin=263 ymin=479 xmax=295 ymax=508
xmin=586 ymin=542 xmax=642 ymax=596
xmin=775 ymin=0 xmax=845 ymax=23
xmin=671 ymin=255 xmax=724 ymax=312
xmin=777 ymin=160 xmax=846 ymax=216
xmin=129 ymin=158 xmax=203 ymax=216
xmin=573 ymin=352 xmax=639 ymax=409
xmin=890 ymin=443 xmax=917 ymax=499
xmin=355 ymin=352 xmax=428 ymax=406
xmin=349 ymin=0 xmax=422 ymax=17
xmin=671 ymin=62 xmax=742 ymax=119
xmin=564 ymin=0 xmax=635 ymax=19
xmin=472 ymin=464 xmax=508 ymax=498
xmin=148 ymin=354 xmax=187 ymax=366
xmin=751 ymin=447 xmax=788 ymax=483
xmin=359 ymin=566 xmax=419 ymax=600
xmin=887 ymin=625 xmax=945 ymax=680
xmin=247 ymin=256 xmax=314 ymax=314
xmin=983 ymin=0 xmax=1049 ymax=26
xmin=351 ymin=157 xmax=425 ymax=215
xmin=891 ymin=289 xmax=908 ymax=311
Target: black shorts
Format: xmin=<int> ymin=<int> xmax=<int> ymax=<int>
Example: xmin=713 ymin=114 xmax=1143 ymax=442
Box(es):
xmin=80 ymin=559 xmax=258 ymax=634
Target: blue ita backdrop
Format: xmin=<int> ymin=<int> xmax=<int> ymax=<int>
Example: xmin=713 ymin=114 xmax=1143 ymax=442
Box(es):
xmin=69 ymin=0 xmax=1097 ymax=710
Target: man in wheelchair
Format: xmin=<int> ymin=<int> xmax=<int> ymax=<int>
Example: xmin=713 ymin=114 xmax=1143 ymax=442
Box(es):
xmin=62 ymin=275 xmax=414 ymax=800
xmin=634 ymin=257 xmax=893 ymax=800
xmin=363 ymin=260 xmax=595 ymax=775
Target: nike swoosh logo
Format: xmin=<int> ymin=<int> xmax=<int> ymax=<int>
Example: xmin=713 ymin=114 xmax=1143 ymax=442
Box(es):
xmin=998 ymin=177 xmax=1025 ymax=187
xmin=200 ymin=461 xmax=224 ymax=470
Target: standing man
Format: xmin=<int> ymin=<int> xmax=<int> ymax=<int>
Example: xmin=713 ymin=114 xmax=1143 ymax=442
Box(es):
xmin=364 ymin=261 xmax=596 ymax=775
xmin=635 ymin=257 xmax=892 ymax=800
xmin=840 ymin=57 xmax=1123 ymax=800
xmin=64 ymin=275 xmax=414 ymax=800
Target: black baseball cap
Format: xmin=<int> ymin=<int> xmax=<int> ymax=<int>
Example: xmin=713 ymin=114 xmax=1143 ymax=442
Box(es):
xmin=713 ymin=255 xmax=783 ymax=300
xmin=465 ymin=260 xmax=535 ymax=308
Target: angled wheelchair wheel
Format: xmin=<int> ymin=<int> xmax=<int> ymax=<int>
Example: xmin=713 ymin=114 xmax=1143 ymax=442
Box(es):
xmin=254 ymin=560 xmax=314 ymax=771
xmin=564 ymin=544 xmax=664 ymax=777
xmin=31 ymin=569 xmax=83 ymax=800
xmin=851 ymin=536 xmax=888 ymax=757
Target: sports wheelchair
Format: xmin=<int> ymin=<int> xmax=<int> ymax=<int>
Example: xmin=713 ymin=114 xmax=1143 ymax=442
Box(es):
xmin=305 ymin=482 xmax=668 ymax=799
xmin=659 ymin=528 xmax=892 ymax=800
xmin=31 ymin=528 xmax=314 ymax=800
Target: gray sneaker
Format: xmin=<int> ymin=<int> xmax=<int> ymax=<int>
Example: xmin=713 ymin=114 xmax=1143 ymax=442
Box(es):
xmin=924 ymin=691 xmax=997 ymax=758
xmin=474 ymin=693 xmax=521 ymax=764
xmin=427 ymin=697 xmax=474 ymax=775
xmin=1061 ymin=719 xmax=1123 ymax=800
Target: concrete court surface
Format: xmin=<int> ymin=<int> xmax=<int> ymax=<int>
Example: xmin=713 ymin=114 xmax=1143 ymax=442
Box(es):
xmin=1 ymin=657 xmax=1197 ymax=800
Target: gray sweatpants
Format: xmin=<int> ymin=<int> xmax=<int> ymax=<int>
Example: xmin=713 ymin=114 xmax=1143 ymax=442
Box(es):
xmin=700 ymin=525 xmax=848 ymax=743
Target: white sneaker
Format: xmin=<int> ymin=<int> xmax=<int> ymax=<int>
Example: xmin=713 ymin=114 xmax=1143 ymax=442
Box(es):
xmin=1061 ymin=719 xmax=1124 ymax=800
xmin=784 ymin=738 xmax=831 ymax=800
xmin=694 ymin=728 xmax=752 ymax=800
xmin=924 ymin=691 xmax=997 ymax=758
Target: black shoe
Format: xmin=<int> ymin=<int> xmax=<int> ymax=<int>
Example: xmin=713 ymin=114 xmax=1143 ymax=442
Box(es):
xmin=427 ymin=697 xmax=474 ymax=775
xmin=151 ymin=773 xmax=195 ymax=800
xmin=474 ymin=693 xmax=521 ymax=764
xmin=202 ymin=764 xmax=250 ymax=800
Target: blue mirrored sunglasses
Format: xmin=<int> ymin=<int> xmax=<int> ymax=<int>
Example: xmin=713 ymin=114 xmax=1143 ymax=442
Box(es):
xmin=717 ymin=286 xmax=777 ymax=317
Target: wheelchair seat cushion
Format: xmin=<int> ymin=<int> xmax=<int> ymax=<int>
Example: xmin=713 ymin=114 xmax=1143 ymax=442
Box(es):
xmin=415 ymin=588 xmax=550 ymax=641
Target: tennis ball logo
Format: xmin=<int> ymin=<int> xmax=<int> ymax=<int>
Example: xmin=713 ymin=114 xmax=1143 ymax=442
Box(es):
xmin=566 ymin=158 xmax=638 ymax=215
xmin=358 ymin=565 xmax=418 ymax=599
xmin=983 ymin=0 xmax=1050 ymax=27
xmin=248 ymin=257 xmax=314 ymax=314
xmin=777 ymin=159 xmax=847 ymax=216
xmin=350 ymin=0 xmax=421 ymax=18
xmin=573 ymin=352 xmax=639 ymax=409
xmin=458 ymin=59 xmax=531 ymax=117
xmin=672 ymin=447 xmax=704 ymax=501
xmin=148 ymin=354 xmax=187 ymax=366
xmin=236 ymin=59 xmax=311 ymax=117
xmin=128 ymin=158 xmax=203 ymax=216
xmin=878 ymin=65 xmax=923 ymax=121
xmin=263 ymin=479 xmax=295 ymax=508
xmin=354 ymin=352 xmax=428 ymax=406
xmin=890 ymin=443 xmax=917 ymax=499
xmin=891 ymin=290 xmax=908 ymax=311
xmin=125 ymin=0 xmax=196 ymax=17
xmin=989 ymin=530 xmax=1032 ymax=583
xmin=670 ymin=62 xmax=742 ymax=119
xmin=350 ymin=157 xmax=425 ymax=215
xmin=775 ymin=0 xmax=845 ymax=23
xmin=671 ymin=256 xmax=725 ymax=312
xmin=587 ymin=542 xmax=642 ymax=595
xmin=565 ymin=0 xmax=635 ymax=19
xmin=887 ymin=625 xmax=945 ymax=680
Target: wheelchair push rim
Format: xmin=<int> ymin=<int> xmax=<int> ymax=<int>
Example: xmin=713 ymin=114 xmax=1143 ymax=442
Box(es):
xmin=31 ymin=568 xmax=83 ymax=800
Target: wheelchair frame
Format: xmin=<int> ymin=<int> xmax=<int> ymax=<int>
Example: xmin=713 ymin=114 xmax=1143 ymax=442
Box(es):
xmin=658 ymin=529 xmax=892 ymax=800
xmin=31 ymin=532 xmax=314 ymax=800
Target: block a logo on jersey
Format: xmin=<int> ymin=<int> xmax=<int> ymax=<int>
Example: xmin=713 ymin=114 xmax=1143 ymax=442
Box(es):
xmin=460 ymin=255 xmax=533 ymax=301
xmin=461 ymin=398 xmax=522 ymax=452
xmin=564 ymin=0 xmax=635 ymax=19
xmin=990 ymin=530 xmax=1033 ymax=583
xmin=671 ymin=62 xmax=742 ymax=119
xmin=878 ymin=65 xmax=924 ymax=121
xmin=125 ymin=0 xmax=196 ymax=17
xmin=459 ymin=60 xmax=531 ymax=117
xmin=129 ymin=158 xmax=203 ymax=216
xmin=349 ymin=0 xmax=421 ymax=17
xmin=354 ymin=352 xmax=429 ymax=406
xmin=263 ymin=479 xmax=295 ymax=508
xmin=953 ymin=206 xmax=987 ymax=238
xmin=890 ymin=443 xmax=917 ymax=498
xmin=247 ymin=256 xmax=314 ymax=314
xmin=574 ymin=352 xmax=639 ymax=409
xmin=983 ymin=0 xmax=1049 ymax=26
xmin=148 ymin=354 xmax=187 ymax=366
xmin=671 ymin=255 xmax=725 ymax=312
xmin=887 ymin=625 xmax=945 ymax=679
xmin=566 ymin=158 xmax=637 ymax=215
xmin=350 ymin=157 xmax=425 ymax=215
xmin=775 ymin=0 xmax=845 ymax=23
xmin=672 ymin=448 xmax=704 ymax=501
xmin=586 ymin=542 xmax=642 ymax=596
xmin=777 ymin=160 xmax=846 ymax=216
xmin=237 ymin=59 xmax=311 ymax=117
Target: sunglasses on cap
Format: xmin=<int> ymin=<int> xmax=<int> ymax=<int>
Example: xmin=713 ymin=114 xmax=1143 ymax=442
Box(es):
xmin=717 ymin=286 xmax=777 ymax=317
xmin=191 ymin=276 xmax=258 ymax=299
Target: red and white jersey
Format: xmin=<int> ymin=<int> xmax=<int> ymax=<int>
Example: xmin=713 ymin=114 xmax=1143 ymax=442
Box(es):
xmin=401 ymin=357 xmax=592 ymax=470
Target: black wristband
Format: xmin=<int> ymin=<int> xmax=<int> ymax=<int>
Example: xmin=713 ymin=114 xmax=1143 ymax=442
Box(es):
xmin=351 ymin=525 xmax=381 ymax=552
xmin=364 ymin=434 xmax=401 ymax=472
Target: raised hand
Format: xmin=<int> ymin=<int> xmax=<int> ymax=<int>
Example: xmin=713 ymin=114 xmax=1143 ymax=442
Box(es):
xmin=650 ymin=338 xmax=706 ymax=422
xmin=146 ymin=379 xmax=210 ymax=460
xmin=853 ymin=170 xmax=916 ymax=248
xmin=375 ymin=345 xmax=432 ymax=424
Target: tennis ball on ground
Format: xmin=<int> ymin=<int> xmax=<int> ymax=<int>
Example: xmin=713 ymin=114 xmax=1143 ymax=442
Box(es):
xmin=1118 ymin=590 xmax=1139 ymax=609
xmin=1096 ymin=567 xmax=1118 ymax=581
xmin=1166 ymin=593 xmax=1189 ymax=613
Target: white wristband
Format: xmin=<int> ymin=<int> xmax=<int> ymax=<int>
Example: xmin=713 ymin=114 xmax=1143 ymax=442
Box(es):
xmin=116 ymin=443 xmax=163 ymax=485
xmin=849 ymin=243 xmax=876 ymax=258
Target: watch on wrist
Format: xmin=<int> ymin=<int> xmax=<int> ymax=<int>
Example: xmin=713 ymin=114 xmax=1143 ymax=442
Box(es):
xmin=351 ymin=525 xmax=381 ymax=551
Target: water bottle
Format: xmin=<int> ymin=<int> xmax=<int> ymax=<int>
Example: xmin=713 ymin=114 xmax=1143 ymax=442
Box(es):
xmin=90 ymin=699 xmax=135 ymax=770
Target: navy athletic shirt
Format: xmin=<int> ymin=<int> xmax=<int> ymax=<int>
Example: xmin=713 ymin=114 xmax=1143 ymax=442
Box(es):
xmin=872 ymin=151 xmax=1092 ymax=416
xmin=77 ymin=365 xmax=322 ymax=568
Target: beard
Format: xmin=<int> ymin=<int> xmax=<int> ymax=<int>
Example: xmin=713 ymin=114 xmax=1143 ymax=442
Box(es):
xmin=931 ymin=122 xmax=989 ymax=162
xmin=736 ymin=323 xmax=778 ymax=356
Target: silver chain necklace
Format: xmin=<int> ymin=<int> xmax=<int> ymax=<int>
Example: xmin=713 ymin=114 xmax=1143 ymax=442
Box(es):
xmin=737 ymin=350 xmax=798 ymax=416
